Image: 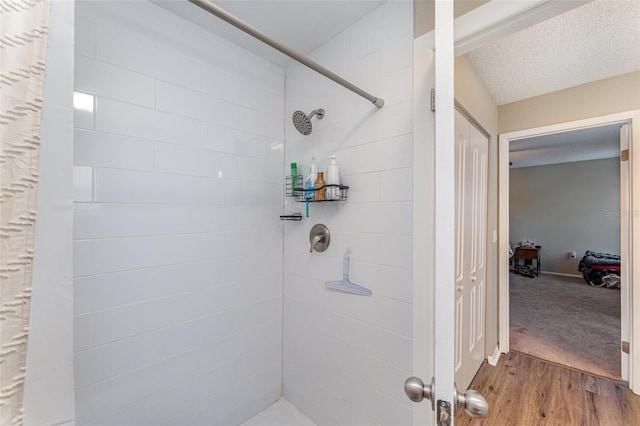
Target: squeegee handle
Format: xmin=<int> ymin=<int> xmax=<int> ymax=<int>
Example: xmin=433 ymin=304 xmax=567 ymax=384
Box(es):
xmin=343 ymin=253 xmax=349 ymax=280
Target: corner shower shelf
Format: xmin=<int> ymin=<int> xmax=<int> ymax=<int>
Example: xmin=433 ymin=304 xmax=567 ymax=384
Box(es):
xmin=286 ymin=175 xmax=349 ymax=202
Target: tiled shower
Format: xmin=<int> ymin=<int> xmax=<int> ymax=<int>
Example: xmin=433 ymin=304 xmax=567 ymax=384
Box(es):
xmin=72 ymin=1 xmax=413 ymax=424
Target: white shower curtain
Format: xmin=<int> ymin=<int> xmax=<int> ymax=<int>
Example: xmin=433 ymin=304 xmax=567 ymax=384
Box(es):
xmin=0 ymin=1 xmax=50 ymax=424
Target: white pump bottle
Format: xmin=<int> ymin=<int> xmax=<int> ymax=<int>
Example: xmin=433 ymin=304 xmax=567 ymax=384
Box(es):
xmin=326 ymin=155 xmax=340 ymax=200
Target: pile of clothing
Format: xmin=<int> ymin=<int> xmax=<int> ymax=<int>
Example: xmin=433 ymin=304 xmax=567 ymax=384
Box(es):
xmin=578 ymin=250 xmax=621 ymax=288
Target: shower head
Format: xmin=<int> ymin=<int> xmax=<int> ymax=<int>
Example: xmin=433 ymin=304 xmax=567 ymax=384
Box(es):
xmin=292 ymin=108 xmax=325 ymax=135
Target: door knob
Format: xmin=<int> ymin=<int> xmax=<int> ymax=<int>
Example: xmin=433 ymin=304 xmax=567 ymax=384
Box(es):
xmin=405 ymin=378 xmax=488 ymax=420
xmin=454 ymin=385 xmax=489 ymax=418
xmin=404 ymin=376 xmax=435 ymax=409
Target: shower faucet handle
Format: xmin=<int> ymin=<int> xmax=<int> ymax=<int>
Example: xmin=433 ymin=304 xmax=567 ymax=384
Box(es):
xmin=310 ymin=234 xmax=322 ymax=253
xmin=309 ymin=224 xmax=330 ymax=253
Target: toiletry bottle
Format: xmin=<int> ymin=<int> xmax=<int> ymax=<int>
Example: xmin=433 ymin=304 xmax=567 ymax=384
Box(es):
xmin=326 ymin=155 xmax=340 ymax=200
xmin=304 ymin=157 xmax=317 ymax=201
xmin=290 ymin=162 xmax=298 ymax=192
xmin=315 ymin=171 xmax=326 ymax=201
xmin=310 ymin=157 xmax=317 ymax=180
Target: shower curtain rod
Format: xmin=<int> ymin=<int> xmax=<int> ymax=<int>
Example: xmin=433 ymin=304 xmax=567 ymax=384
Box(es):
xmin=188 ymin=0 xmax=385 ymax=108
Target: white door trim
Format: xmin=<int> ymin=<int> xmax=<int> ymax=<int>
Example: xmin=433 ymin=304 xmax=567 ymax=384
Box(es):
xmin=621 ymin=123 xmax=631 ymax=381
xmin=418 ymin=0 xmax=589 ymax=56
xmin=498 ymin=109 xmax=640 ymax=394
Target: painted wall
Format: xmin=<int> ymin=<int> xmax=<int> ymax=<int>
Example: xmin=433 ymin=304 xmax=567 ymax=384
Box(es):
xmin=23 ymin=0 xmax=75 ymax=424
xmin=455 ymin=56 xmax=500 ymax=359
xmin=72 ymin=1 xmax=284 ymax=424
xmin=510 ymin=158 xmax=621 ymax=275
xmin=414 ymin=0 xmax=491 ymax=38
xmin=499 ymin=71 xmax=640 ymax=133
xmin=283 ymin=3 xmax=415 ymax=424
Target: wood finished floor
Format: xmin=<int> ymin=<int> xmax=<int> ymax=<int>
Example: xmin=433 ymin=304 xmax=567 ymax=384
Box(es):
xmin=455 ymin=351 xmax=640 ymax=426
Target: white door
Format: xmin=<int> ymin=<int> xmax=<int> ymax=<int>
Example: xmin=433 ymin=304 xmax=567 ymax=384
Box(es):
xmin=406 ymin=2 xmax=488 ymax=424
xmin=454 ymin=110 xmax=488 ymax=390
xmin=432 ymin=1 xmax=458 ymax=422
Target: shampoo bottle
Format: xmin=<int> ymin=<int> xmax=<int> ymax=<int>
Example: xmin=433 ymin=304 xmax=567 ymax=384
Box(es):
xmin=326 ymin=155 xmax=340 ymax=200
xmin=304 ymin=157 xmax=317 ymax=201
xmin=314 ymin=172 xmax=326 ymax=201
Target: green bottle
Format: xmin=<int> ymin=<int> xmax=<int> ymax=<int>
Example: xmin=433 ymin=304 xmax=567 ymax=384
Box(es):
xmin=290 ymin=162 xmax=298 ymax=190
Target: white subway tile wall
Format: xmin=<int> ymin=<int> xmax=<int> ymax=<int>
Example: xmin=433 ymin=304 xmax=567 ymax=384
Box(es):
xmin=73 ymin=1 xmax=284 ymax=424
xmin=283 ymin=1 xmax=414 ymax=425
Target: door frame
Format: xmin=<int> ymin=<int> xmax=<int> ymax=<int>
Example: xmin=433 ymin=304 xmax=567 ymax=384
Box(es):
xmin=497 ymin=110 xmax=640 ymax=394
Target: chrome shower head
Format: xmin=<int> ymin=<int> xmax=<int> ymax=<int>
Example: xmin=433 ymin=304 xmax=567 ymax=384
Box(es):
xmin=292 ymin=108 xmax=325 ymax=135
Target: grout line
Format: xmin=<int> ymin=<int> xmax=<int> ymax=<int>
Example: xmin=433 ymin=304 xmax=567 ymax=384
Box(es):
xmin=76 ymin=295 xmax=282 ymax=352
xmin=283 ymin=290 xmax=412 ymax=339
xmin=280 ymin=67 xmax=288 ymax=397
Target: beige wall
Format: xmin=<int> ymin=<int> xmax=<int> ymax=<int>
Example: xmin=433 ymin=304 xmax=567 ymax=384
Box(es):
xmin=499 ymin=71 xmax=640 ymax=133
xmin=456 ymin=57 xmax=498 ymax=136
xmin=414 ymin=0 xmax=490 ymax=38
xmin=510 ymin=158 xmax=621 ymax=275
xmin=455 ymin=56 xmax=500 ymax=356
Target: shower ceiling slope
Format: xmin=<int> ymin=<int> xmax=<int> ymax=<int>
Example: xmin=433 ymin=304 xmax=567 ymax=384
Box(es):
xmin=151 ymin=0 xmax=385 ymax=67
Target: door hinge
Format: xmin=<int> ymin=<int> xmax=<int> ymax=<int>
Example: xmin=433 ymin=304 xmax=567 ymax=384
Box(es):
xmin=621 ymin=149 xmax=629 ymax=161
xmin=622 ymin=341 xmax=630 ymax=354
xmin=431 ymin=88 xmax=436 ymax=112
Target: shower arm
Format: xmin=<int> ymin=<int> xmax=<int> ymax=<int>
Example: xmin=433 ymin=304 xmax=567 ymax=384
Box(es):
xmin=188 ymin=0 xmax=385 ymax=109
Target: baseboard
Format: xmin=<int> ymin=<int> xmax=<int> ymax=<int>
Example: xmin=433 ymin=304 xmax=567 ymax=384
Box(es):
xmin=541 ymin=271 xmax=582 ymax=278
xmin=487 ymin=346 xmax=501 ymax=366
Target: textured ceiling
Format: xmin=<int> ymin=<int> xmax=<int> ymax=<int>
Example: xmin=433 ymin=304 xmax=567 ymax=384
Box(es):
xmin=509 ymin=123 xmax=621 ymax=168
xmin=152 ymin=0 xmax=385 ymax=67
xmin=465 ymin=0 xmax=640 ymax=105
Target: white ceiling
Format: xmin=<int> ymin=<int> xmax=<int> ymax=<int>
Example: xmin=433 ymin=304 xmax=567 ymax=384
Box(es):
xmin=151 ymin=0 xmax=386 ymax=67
xmin=464 ymin=0 xmax=640 ymax=106
xmin=509 ymin=123 xmax=621 ymax=168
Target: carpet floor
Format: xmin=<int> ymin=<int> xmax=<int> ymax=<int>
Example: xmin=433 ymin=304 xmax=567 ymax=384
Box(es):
xmin=509 ymin=272 xmax=621 ymax=380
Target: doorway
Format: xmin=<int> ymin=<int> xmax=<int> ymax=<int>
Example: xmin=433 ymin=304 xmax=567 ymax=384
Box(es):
xmin=498 ymin=111 xmax=640 ymax=393
xmin=507 ymin=125 xmax=622 ymax=379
